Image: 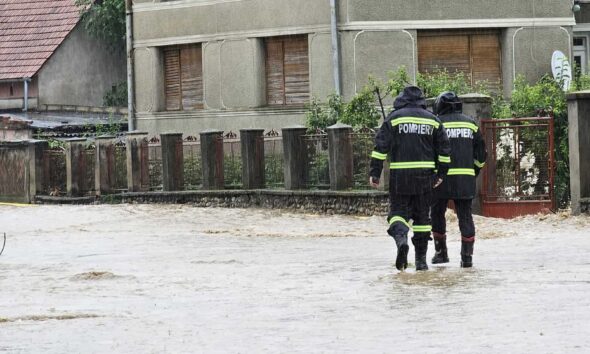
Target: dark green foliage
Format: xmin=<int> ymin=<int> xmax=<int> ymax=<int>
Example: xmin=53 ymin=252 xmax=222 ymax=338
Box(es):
xmin=183 ymin=155 xmax=202 ymax=190
xmin=223 ymin=156 xmax=242 ymax=189
xmin=265 ymin=154 xmax=285 ymax=188
xmin=305 ymin=94 xmax=343 ymax=132
xmin=103 ymin=81 xmax=128 ymax=107
xmin=75 ymin=0 xmax=126 ymax=51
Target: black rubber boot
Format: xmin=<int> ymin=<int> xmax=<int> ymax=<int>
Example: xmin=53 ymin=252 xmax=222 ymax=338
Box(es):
xmin=460 ymin=237 xmax=475 ymax=268
xmin=412 ymin=237 xmax=429 ymax=271
xmin=431 ymin=232 xmax=449 ymax=264
xmin=393 ymin=234 xmax=409 ymax=271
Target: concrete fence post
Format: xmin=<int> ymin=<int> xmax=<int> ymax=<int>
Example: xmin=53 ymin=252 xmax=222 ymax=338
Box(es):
xmin=126 ymin=131 xmax=149 ymax=192
xmin=282 ymin=125 xmax=308 ymax=190
xmin=567 ymin=91 xmax=590 ymax=215
xmin=160 ymin=133 xmax=184 ymax=191
xmin=28 ymin=140 xmax=48 ymax=198
xmin=240 ymin=129 xmax=265 ymax=189
xmin=200 ymin=129 xmax=224 ymax=190
xmin=65 ymin=138 xmax=87 ymax=197
xmin=95 ymin=135 xmax=116 ymax=196
xmin=327 ymin=123 xmax=353 ymax=190
xmin=459 ymin=93 xmax=492 ymax=214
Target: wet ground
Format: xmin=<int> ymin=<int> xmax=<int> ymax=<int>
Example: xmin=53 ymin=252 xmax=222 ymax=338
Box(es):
xmin=1 ymin=204 xmax=589 ymax=353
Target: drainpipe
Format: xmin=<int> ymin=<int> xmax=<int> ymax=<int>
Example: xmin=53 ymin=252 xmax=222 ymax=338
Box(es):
xmin=125 ymin=0 xmax=136 ymax=131
xmin=23 ymin=78 xmax=30 ymax=112
xmin=330 ymin=0 xmax=341 ymax=96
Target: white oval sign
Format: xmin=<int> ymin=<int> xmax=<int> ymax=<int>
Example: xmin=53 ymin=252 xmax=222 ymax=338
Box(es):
xmin=552 ymin=50 xmax=572 ymax=91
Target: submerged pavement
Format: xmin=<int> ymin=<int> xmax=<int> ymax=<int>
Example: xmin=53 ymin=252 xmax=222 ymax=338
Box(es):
xmin=0 ymin=205 xmax=589 ymax=353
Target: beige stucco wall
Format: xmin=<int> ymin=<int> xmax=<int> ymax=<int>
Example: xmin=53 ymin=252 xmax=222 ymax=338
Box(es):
xmin=38 ymin=24 xmax=126 ymax=107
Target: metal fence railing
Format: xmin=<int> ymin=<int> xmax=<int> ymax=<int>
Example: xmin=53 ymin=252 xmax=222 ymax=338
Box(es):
xmin=481 ymin=117 xmax=555 ymax=217
xmin=302 ymin=131 xmax=330 ymax=189
xmin=114 ymin=139 xmax=127 ymax=192
xmin=183 ymin=136 xmax=202 ymax=191
xmin=147 ymin=137 xmax=163 ymax=191
xmin=223 ymin=131 xmax=242 ymax=189
xmin=264 ymin=130 xmax=284 ymax=189
xmin=351 ymin=129 xmax=375 ymax=190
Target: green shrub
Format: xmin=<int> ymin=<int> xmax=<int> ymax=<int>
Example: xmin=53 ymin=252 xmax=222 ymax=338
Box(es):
xmin=103 ymin=81 xmax=128 ymax=107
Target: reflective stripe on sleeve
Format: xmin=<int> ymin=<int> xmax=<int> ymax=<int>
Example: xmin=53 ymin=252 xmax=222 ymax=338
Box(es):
xmin=389 ymin=161 xmax=436 ymax=169
xmin=388 ymin=216 xmax=410 ymax=229
xmin=390 ymin=117 xmax=440 ymax=129
xmin=438 ymin=155 xmax=451 ymax=163
xmin=371 ymin=151 xmax=388 ymax=160
xmin=412 ymin=225 xmax=432 ymax=233
xmin=474 ymin=160 xmax=486 ymax=168
xmin=448 ymin=168 xmax=476 ymax=176
xmin=442 ymin=122 xmax=479 ymax=132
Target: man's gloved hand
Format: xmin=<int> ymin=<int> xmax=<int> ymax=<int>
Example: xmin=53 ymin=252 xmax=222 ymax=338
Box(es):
xmin=369 ymin=176 xmax=380 ymax=189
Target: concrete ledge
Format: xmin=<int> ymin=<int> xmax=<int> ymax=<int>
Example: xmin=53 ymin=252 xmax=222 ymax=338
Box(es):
xmin=35 ymin=195 xmax=97 ymax=204
xmin=33 ymin=189 xmax=390 ymax=215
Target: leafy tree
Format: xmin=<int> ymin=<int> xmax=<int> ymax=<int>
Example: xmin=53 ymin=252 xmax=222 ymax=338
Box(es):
xmin=75 ymin=0 xmax=126 ymax=51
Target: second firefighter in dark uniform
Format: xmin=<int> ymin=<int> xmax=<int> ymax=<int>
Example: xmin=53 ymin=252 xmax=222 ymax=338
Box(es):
xmin=431 ymin=92 xmax=487 ymax=268
xmin=370 ymin=86 xmax=451 ymax=271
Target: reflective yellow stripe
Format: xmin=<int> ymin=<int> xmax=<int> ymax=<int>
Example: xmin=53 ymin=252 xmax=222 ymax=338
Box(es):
xmin=371 ymin=151 xmax=387 ymax=160
xmin=474 ymin=160 xmax=485 ymax=168
xmin=390 ymin=117 xmax=440 ymax=129
xmin=389 ymin=216 xmax=410 ymax=229
xmin=448 ymin=168 xmax=476 ymax=176
xmin=412 ymin=225 xmax=432 ymax=233
xmin=442 ymin=122 xmax=479 ymax=132
xmin=438 ymin=155 xmax=451 ymax=163
xmin=390 ymin=161 xmax=436 ymax=169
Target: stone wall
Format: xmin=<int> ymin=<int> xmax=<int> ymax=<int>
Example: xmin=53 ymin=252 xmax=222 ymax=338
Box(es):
xmin=36 ymin=190 xmax=390 ymax=216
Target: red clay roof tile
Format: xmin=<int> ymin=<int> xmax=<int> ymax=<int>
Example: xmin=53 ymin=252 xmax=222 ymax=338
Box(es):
xmin=0 ymin=0 xmax=81 ymax=80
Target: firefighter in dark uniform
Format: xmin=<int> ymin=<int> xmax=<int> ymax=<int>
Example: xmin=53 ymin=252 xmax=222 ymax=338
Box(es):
xmin=369 ymin=86 xmax=451 ymax=271
xmin=431 ymin=92 xmax=487 ymax=268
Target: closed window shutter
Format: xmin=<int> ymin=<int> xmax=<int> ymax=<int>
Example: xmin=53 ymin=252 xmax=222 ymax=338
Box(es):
xmin=164 ymin=49 xmax=181 ymax=111
xmin=418 ymin=31 xmax=502 ymax=92
xmin=265 ymin=39 xmax=285 ymax=105
xmin=471 ymin=34 xmax=502 ymax=91
xmin=265 ymin=35 xmax=309 ymax=106
xmin=164 ymin=44 xmax=203 ymax=111
xmin=418 ymin=35 xmax=471 ymax=78
xmin=283 ymin=37 xmax=309 ymax=105
xmin=180 ymin=46 xmax=204 ymax=110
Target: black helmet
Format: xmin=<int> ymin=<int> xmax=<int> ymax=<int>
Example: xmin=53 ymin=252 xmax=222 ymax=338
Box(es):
xmin=433 ymin=91 xmax=462 ymax=116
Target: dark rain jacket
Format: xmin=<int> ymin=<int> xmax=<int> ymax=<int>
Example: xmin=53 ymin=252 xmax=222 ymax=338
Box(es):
xmin=435 ymin=111 xmax=487 ymax=200
xmin=370 ymin=87 xmax=451 ymax=195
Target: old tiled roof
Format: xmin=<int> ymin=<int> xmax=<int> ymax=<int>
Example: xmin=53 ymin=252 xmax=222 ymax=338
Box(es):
xmin=0 ymin=0 xmax=81 ymax=80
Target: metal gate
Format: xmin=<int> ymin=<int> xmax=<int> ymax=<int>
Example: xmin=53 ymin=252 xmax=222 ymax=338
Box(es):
xmin=480 ymin=117 xmax=555 ymax=218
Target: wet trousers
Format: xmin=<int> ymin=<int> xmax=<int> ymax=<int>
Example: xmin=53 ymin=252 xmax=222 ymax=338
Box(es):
xmin=431 ymin=199 xmax=475 ymax=238
xmin=387 ymin=192 xmax=432 ymax=243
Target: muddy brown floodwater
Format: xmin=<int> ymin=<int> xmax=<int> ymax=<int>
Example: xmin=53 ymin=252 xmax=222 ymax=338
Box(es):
xmin=1 ymin=204 xmax=589 ymax=353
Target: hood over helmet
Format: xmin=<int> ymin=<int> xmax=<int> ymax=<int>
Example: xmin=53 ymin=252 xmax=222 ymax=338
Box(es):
xmin=393 ymin=86 xmax=427 ymax=110
xmin=433 ymin=91 xmax=463 ymax=116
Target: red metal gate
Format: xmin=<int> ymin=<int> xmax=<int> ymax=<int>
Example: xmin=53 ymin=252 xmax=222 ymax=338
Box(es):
xmin=480 ymin=117 xmax=555 ymax=218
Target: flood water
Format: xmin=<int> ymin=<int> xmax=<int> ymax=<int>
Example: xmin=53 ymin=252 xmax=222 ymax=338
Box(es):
xmin=1 ymin=204 xmax=589 ymax=353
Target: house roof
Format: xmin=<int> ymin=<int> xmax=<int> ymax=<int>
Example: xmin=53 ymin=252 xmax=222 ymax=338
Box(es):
xmin=0 ymin=0 xmax=81 ymax=81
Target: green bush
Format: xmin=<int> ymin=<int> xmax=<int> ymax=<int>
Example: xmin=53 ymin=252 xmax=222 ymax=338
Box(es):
xmin=492 ymin=75 xmax=569 ymax=208
xmin=103 ymin=81 xmax=128 ymax=107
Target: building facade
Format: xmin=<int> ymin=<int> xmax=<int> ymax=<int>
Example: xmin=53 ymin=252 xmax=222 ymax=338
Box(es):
xmin=130 ymin=0 xmax=575 ymax=134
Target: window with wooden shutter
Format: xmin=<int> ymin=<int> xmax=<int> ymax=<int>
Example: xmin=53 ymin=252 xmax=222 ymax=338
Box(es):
xmin=164 ymin=44 xmax=203 ymax=111
xmin=265 ymin=35 xmax=309 ymax=107
xmin=418 ymin=30 xmax=502 ymax=92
